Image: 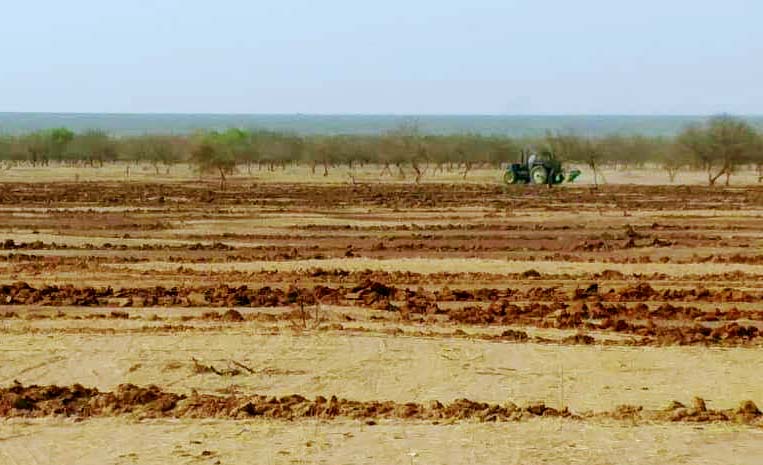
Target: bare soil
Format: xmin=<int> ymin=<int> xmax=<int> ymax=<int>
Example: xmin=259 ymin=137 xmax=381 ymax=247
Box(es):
xmin=1 ymin=176 xmax=762 ymax=464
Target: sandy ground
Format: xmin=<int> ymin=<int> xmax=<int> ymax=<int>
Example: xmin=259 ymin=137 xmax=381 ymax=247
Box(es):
xmin=1 ymin=162 xmax=762 ymax=186
xmin=109 ymin=258 xmax=763 ymax=277
xmin=1 ymin=329 xmax=761 ymax=411
xmin=2 ymin=417 xmax=763 ymax=465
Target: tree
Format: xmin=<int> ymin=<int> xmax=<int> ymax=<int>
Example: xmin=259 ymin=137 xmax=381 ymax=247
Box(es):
xmin=677 ymin=115 xmax=760 ymax=186
xmin=190 ymin=131 xmax=237 ymax=189
xmin=312 ymin=136 xmax=343 ymax=177
xmin=127 ymin=135 xmax=182 ymax=174
xmin=598 ymin=134 xmax=658 ymax=168
xmin=18 ymin=132 xmax=49 ymax=166
xmin=282 ymin=133 xmax=305 ymax=168
xmin=218 ymin=128 xmax=262 ymax=173
xmin=745 ymin=131 xmax=763 ymax=183
xmin=12 ymin=128 xmax=73 ymax=166
xmin=71 ymin=130 xmax=118 ymax=166
xmin=0 ymin=135 xmax=14 ymax=163
xmin=48 ymin=128 xmax=74 ymax=162
xmin=339 ymin=136 xmax=372 ymax=176
xmin=239 ymin=130 xmax=264 ymax=173
xmin=485 ymin=136 xmax=521 ymax=169
xmin=660 ymin=147 xmax=688 ymax=183
xmin=256 ymin=130 xmax=303 ymax=172
xmin=546 ymin=132 xmax=603 ymax=187
xmin=396 ymin=123 xmax=429 ymax=183
xmin=378 ymin=122 xmax=428 ymax=181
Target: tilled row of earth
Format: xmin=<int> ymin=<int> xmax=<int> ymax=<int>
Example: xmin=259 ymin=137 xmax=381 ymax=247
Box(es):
xmin=2 ymin=310 xmax=758 ymax=348
xmin=2 ymin=280 xmax=761 ymax=307
xmin=1 ymin=382 xmax=761 ymax=426
xmin=3 ymin=182 xmax=763 ymax=209
xmin=3 ymin=281 xmax=763 ymax=345
xmin=6 ymin=248 xmax=763 ymax=265
xmin=109 ymin=268 xmax=763 ymax=284
xmin=80 ymin=266 xmax=763 ymax=285
xmin=1 ymin=215 xmax=761 ymax=261
xmin=0 ymin=319 xmax=599 ymax=346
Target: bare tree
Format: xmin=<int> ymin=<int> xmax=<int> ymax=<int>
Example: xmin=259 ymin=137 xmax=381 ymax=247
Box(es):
xmin=677 ymin=115 xmax=759 ymax=186
xmin=546 ymin=132 xmax=603 ymax=187
xmin=659 ymin=144 xmax=690 ymax=183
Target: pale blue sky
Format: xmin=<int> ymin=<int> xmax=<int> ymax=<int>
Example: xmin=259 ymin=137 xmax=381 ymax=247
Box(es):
xmin=1 ymin=0 xmax=761 ymax=114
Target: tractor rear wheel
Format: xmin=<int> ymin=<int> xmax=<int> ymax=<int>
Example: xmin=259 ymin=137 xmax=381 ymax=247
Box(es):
xmin=503 ymin=170 xmax=519 ymax=185
xmin=530 ymin=165 xmax=548 ymax=184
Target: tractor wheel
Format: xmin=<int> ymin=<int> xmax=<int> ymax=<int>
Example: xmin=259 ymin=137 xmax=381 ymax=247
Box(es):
xmin=530 ymin=165 xmax=548 ymax=184
xmin=503 ymin=170 xmax=519 ymax=185
xmin=553 ymin=172 xmax=565 ymax=184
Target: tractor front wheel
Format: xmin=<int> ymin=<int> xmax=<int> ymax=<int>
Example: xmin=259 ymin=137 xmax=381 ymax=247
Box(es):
xmin=530 ymin=166 xmax=548 ymax=184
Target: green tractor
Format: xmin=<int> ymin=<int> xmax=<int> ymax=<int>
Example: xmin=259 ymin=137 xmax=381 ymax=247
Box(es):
xmin=503 ymin=147 xmax=581 ymax=186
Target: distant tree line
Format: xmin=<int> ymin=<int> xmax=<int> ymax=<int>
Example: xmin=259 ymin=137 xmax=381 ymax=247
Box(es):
xmin=1 ymin=115 xmax=761 ymax=187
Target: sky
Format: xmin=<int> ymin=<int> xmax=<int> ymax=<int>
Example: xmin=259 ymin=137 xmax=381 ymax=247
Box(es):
xmin=1 ymin=0 xmax=762 ymax=114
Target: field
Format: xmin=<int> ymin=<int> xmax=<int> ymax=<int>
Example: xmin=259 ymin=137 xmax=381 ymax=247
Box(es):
xmin=1 ymin=165 xmax=763 ymax=464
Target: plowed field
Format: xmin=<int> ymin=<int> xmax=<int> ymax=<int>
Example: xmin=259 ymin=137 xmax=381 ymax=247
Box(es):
xmin=2 ymin=175 xmax=763 ymax=464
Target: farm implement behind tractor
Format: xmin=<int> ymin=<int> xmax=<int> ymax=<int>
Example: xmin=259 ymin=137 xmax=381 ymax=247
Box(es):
xmin=503 ymin=148 xmax=581 ymax=186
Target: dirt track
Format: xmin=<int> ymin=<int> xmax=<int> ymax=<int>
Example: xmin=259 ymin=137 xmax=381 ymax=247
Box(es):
xmin=1 ymin=178 xmax=763 ymax=464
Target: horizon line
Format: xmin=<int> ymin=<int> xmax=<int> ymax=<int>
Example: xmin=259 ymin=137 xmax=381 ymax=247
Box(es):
xmin=2 ymin=111 xmax=763 ymax=118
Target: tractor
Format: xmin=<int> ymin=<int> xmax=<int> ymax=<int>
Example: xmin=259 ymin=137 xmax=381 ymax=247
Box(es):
xmin=503 ymin=147 xmax=581 ymax=186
